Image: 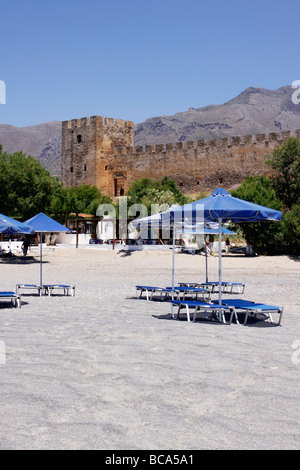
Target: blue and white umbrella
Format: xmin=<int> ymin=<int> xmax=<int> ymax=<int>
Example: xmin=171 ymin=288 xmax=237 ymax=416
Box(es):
xmin=25 ymin=213 xmax=70 ymax=286
xmin=163 ymin=188 xmax=282 ymax=305
xmin=0 ymin=213 xmax=34 ymax=235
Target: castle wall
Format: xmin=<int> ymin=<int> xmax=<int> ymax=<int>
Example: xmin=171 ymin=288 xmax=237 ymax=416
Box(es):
xmin=61 ymin=115 xmax=300 ymax=198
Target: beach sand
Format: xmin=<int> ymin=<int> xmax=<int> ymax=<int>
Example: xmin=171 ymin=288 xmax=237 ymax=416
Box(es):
xmin=0 ymin=247 xmax=299 ymax=450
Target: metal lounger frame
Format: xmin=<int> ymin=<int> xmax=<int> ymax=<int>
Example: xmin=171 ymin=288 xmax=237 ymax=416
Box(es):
xmin=0 ymin=292 xmax=21 ymax=308
xmin=43 ymin=285 xmax=76 ymax=296
xmin=212 ymin=299 xmax=283 ymax=325
xmin=16 ymin=284 xmax=43 ymax=296
xmin=171 ymin=300 xmax=236 ymax=324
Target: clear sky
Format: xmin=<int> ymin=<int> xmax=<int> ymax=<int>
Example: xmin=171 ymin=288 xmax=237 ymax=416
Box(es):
xmin=0 ymin=0 xmax=299 ymax=127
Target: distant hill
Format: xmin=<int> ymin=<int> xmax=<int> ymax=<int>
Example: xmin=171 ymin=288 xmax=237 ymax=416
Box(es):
xmin=0 ymin=121 xmax=62 ymax=176
xmin=0 ymin=85 xmax=299 ymax=177
xmin=134 ymin=85 xmax=300 ymax=145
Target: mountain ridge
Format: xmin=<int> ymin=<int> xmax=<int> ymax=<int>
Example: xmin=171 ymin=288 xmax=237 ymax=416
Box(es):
xmin=0 ymin=85 xmax=299 ymax=176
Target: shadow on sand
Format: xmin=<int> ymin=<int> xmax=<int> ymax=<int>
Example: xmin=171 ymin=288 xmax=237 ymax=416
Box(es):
xmin=0 ymin=255 xmax=49 ymax=265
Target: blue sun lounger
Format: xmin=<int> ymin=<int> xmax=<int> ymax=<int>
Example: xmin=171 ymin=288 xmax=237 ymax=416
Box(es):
xmin=180 ymin=281 xmax=245 ymax=294
xmin=212 ymin=299 xmax=283 ymax=325
xmin=136 ymin=286 xmax=173 ymax=301
xmin=0 ymin=291 xmax=21 ymax=308
xmin=170 ymin=299 xmax=235 ymax=324
xmin=43 ymin=285 xmax=76 ymax=297
xmin=136 ymin=285 xmax=210 ymax=302
xmin=202 ymin=282 xmax=245 ymax=294
xmin=16 ymin=284 xmax=43 ymax=296
xmin=166 ymin=286 xmax=210 ymax=301
xmin=16 ymin=284 xmax=75 ymax=297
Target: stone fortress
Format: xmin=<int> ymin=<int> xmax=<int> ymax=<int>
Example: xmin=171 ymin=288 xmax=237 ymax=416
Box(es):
xmin=61 ymin=114 xmax=300 ymax=198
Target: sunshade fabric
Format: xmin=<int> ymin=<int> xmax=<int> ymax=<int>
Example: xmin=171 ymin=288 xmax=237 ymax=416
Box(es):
xmin=25 ymin=213 xmax=70 ymax=233
xmin=0 ymin=213 xmax=34 ymax=234
xmin=24 ymin=213 xmax=70 ymax=287
xmin=164 ymin=188 xmax=282 ymax=224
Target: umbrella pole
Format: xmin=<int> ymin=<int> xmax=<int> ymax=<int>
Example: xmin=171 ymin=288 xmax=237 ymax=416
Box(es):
xmin=40 ymin=232 xmax=43 ymax=288
xmin=218 ymin=219 xmax=222 ymax=311
xmin=171 ymin=226 xmax=175 ymax=319
xmin=205 ymin=233 xmax=208 ymax=283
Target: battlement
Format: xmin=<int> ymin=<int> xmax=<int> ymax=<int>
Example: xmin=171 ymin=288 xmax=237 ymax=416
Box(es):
xmin=62 ymin=115 xmax=134 ymax=131
xmin=131 ymin=129 xmax=300 ymax=155
xmin=61 ymin=111 xmax=300 ymax=199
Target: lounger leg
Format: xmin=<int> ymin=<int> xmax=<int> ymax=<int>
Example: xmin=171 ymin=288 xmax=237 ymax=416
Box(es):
xmin=233 ymin=308 xmax=240 ymax=325
xmin=186 ymin=305 xmax=190 ymax=322
xmin=219 ymin=309 xmax=224 ymax=323
xmin=268 ymin=312 xmax=274 ymax=323
xmin=244 ymin=310 xmax=250 ymax=326
xmin=218 ymin=309 xmax=226 ymax=324
xmin=192 ymin=307 xmax=199 ymax=323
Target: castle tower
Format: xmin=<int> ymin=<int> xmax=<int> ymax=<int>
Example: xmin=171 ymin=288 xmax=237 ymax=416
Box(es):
xmin=61 ymin=115 xmax=134 ymax=197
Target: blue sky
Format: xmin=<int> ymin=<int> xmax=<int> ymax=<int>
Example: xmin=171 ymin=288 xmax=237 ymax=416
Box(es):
xmin=0 ymin=0 xmax=299 ymax=127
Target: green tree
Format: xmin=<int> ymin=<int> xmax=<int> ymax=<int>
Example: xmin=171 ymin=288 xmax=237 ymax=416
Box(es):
xmin=50 ymin=184 xmax=112 ymax=222
xmin=267 ymin=137 xmax=300 ymax=210
xmin=281 ymin=204 xmax=300 ymax=256
xmin=141 ymin=188 xmax=176 ymax=209
xmin=0 ymin=146 xmax=59 ymax=219
xmin=231 ymin=175 xmax=284 ymax=255
xmin=126 ymin=177 xmax=189 ymax=209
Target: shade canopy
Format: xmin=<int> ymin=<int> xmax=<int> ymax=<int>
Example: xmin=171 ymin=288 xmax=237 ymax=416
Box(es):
xmin=25 ymin=213 xmax=70 ymax=233
xmin=24 ymin=213 xmax=70 ymax=287
xmin=164 ymin=188 xmax=282 ymax=224
xmin=163 ymin=187 xmax=282 ymax=308
xmin=0 ymin=213 xmax=35 ymax=235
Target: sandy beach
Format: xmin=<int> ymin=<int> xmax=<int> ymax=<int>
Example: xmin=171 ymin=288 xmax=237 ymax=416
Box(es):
xmin=0 ymin=247 xmax=299 ymax=450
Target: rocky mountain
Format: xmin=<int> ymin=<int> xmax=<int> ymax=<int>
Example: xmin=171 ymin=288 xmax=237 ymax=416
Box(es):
xmin=134 ymin=86 xmax=300 ymax=145
xmin=0 ymin=85 xmax=299 ymax=177
xmin=0 ymin=121 xmax=62 ymax=176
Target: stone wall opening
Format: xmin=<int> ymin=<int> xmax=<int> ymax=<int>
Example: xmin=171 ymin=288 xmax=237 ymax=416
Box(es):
xmin=114 ymin=177 xmax=125 ymax=197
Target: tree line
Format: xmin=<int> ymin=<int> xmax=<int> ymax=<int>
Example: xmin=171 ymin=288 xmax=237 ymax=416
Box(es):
xmin=0 ymin=138 xmax=299 ymax=255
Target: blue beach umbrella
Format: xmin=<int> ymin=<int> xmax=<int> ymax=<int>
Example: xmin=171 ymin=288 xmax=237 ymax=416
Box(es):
xmin=24 ymin=213 xmax=70 ymax=286
xmin=164 ymin=188 xmax=282 ymax=305
xmin=0 ymin=213 xmax=34 ymax=235
xmin=131 ymin=208 xmax=235 ymax=309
